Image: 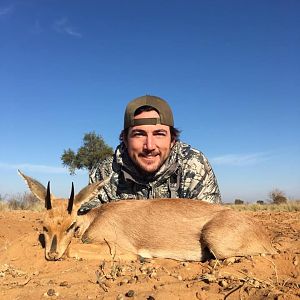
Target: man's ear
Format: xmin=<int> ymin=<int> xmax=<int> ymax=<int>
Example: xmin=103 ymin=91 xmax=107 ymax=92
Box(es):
xmin=123 ymin=131 xmax=128 ymax=148
xmin=170 ymin=139 xmax=176 ymax=148
xmin=170 ymin=128 xmax=176 ymax=148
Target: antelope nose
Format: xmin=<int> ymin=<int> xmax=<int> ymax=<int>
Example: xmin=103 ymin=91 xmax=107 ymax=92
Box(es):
xmin=47 ymin=251 xmax=59 ymax=260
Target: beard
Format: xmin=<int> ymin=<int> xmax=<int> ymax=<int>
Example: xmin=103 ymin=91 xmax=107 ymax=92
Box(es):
xmin=132 ymin=150 xmax=165 ymax=174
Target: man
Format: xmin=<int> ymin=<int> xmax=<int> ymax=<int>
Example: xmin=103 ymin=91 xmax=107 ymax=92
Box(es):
xmin=79 ymin=95 xmax=221 ymax=213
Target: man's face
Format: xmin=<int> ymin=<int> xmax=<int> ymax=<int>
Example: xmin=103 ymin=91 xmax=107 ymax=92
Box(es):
xmin=124 ymin=110 xmax=175 ymax=174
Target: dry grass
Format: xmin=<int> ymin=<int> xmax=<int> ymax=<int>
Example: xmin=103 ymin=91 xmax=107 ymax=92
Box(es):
xmin=229 ymin=200 xmax=300 ymax=212
xmin=0 ymin=192 xmax=43 ymax=211
xmin=0 ymin=201 xmax=8 ymax=211
xmin=1 ymin=193 xmax=299 ymax=212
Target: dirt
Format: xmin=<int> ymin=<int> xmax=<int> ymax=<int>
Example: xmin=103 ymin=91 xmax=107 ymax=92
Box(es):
xmin=0 ymin=209 xmax=299 ymax=300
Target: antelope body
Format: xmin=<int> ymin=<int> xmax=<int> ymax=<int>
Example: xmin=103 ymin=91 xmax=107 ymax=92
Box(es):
xmin=19 ymin=170 xmax=276 ymax=261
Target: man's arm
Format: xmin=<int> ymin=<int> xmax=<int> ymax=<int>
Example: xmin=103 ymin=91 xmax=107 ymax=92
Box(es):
xmin=78 ymin=159 xmax=113 ymax=214
xmin=180 ymin=150 xmax=221 ymax=204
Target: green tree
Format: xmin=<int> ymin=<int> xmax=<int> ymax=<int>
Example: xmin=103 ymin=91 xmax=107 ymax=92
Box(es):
xmin=61 ymin=132 xmax=113 ymax=175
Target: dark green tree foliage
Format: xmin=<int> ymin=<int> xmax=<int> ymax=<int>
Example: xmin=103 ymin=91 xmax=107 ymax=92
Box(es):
xmin=61 ymin=132 xmax=113 ymax=175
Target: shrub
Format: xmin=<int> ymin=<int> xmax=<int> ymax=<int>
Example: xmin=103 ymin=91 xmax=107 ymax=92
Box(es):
xmin=234 ymin=199 xmax=244 ymax=205
xmin=269 ymin=189 xmax=288 ymax=204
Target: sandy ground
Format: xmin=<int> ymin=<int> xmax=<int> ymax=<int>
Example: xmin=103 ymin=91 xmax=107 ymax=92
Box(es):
xmin=0 ymin=209 xmax=299 ymax=300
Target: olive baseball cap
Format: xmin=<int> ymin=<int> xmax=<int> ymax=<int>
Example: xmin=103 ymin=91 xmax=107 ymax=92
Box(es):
xmin=124 ymin=95 xmax=174 ymax=129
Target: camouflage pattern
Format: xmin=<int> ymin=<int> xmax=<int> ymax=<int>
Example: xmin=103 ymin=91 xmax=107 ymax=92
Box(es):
xmin=79 ymin=141 xmax=221 ymax=213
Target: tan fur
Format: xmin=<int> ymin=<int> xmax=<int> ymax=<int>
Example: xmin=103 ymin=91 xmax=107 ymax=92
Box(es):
xmin=19 ymin=170 xmax=276 ymax=261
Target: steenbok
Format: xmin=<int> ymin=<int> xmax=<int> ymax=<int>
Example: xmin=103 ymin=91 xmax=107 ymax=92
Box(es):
xmin=19 ymin=170 xmax=276 ymax=261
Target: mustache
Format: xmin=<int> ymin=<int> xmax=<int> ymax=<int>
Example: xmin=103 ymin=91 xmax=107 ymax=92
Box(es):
xmin=139 ymin=150 xmax=160 ymax=157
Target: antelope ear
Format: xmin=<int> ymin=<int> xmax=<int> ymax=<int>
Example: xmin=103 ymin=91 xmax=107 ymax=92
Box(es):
xmin=18 ymin=170 xmax=55 ymax=202
xmin=74 ymin=179 xmax=108 ymax=206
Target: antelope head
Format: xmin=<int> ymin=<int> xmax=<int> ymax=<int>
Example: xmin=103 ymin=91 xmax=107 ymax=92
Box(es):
xmin=18 ymin=170 xmax=106 ymax=261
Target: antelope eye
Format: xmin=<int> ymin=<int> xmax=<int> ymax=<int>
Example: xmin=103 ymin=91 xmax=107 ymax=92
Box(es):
xmin=43 ymin=226 xmax=48 ymax=232
xmin=66 ymin=222 xmax=76 ymax=233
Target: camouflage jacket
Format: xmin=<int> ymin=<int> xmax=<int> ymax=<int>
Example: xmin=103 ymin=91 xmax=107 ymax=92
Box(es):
xmin=79 ymin=141 xmax=221 ymax=212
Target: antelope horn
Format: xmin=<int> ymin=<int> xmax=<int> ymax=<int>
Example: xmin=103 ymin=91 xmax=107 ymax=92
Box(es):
xmin=67 ymin=182 xmax=74 ymax=214
xmin=45 ymin=181 xmax=52 ymax=210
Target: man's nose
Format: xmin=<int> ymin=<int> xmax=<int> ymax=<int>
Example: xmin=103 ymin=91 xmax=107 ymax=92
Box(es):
xmin=144 ymin=135 xmax=155 ymax=150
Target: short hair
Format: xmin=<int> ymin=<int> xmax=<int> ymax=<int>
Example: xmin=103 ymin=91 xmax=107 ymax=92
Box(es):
xmin=119 ymin=105 xmax=180 ymax=143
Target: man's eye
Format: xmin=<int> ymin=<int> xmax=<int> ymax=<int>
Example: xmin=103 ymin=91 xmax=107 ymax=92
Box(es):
xmin=132 ymin=132 xmax=144 ymax=137
xmin=155 ymin=131 xmax=167 ymax=136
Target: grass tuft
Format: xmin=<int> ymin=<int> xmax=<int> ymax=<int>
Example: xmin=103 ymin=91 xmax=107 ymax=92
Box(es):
xmin=229 ymin=201 xmax=300 ymax=212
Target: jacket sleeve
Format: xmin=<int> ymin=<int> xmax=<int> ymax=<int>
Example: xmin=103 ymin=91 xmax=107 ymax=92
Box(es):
xmin=79 ymin=159 xmax=113 ymax=212
xmin=180 ymin=150 xmax=221 ymax=203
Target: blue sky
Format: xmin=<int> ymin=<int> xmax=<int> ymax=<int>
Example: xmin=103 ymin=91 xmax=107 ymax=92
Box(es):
xmin=1 ymin=0 xmax=299 ymax=202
